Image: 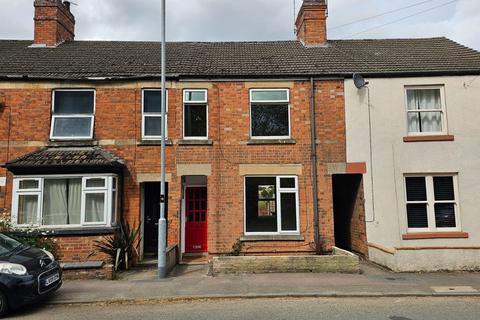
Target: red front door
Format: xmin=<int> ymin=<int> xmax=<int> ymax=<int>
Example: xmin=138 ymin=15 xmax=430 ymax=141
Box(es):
xmin=185 ymin=187 xmax=208 ymax=253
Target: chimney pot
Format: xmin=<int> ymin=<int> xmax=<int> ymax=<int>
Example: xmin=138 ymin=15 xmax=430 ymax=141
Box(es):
xmin=63 ymin=1 xmax=71 ymax=12
xmin=33 ymin=0 xmax=76 ymax=47
xmin=295 ymin=0 xmax=328 ymax=46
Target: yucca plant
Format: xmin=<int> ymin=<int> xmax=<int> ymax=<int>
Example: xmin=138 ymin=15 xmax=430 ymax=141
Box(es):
xmin=94 ymin=220 xmax=141 ymax=271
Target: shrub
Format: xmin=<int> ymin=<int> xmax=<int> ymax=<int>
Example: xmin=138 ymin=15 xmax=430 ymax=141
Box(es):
xmin=11 ymin=229 xmax=58 ymax=256
xmin=0 ymin=214 xmax=58 ymax=256
xmin=94 ymin=220 xmax=140 ymax=271
xmin=230 ymin=238 xmax=243 ymax=256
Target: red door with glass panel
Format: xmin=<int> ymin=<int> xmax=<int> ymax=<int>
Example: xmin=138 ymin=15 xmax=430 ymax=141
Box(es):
xmin=185 ymin=187 xmax=208 ymax=253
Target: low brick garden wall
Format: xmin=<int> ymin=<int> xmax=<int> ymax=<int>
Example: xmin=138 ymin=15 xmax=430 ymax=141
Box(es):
xmin=62 ymin=264 xmax=114 ymax=280
xmin=211 ymin=247 xmax=359 ymax=274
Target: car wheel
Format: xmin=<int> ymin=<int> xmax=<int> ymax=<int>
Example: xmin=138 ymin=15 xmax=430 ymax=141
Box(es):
xmin=0 ymin=291 xmax=8 ymax=317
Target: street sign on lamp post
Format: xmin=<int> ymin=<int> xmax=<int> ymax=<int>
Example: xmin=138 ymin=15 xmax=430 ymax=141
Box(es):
xmin=158 ymin=0 xmax=168 ymax=279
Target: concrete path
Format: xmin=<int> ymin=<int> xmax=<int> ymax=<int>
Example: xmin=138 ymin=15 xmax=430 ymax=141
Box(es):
xmin=48 ymin=262 xmax=480 ymax=305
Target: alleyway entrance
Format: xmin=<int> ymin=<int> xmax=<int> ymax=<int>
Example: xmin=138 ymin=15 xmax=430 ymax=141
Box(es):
xmin=332 ymin=174 xmax=368 ymax=257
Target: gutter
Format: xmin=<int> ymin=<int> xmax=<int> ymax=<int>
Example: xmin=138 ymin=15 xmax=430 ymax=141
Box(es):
xmin=1 ymin=70 xmax=480 ymax=82
xmin=310 ymin=77 xmax=321 ymax=254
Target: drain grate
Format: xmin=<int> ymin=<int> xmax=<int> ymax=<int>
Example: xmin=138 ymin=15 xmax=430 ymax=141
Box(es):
xmin=431 ymin=286 xmax=478 ymax=293
xmin=385 ymin=277 xmax=406 ymax=281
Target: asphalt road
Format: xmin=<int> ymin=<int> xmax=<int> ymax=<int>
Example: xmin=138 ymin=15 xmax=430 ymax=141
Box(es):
xmin=10 ymin=297 xmax=480 ymax=320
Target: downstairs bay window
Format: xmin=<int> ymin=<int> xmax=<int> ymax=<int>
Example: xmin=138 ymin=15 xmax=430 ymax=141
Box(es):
xmin=12 ymin=175 xmax=119 ymax=228
xmin=244 ymin=176 xmax=299 ymax=234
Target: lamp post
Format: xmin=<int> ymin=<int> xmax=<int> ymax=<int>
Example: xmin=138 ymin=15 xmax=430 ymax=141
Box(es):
xmin=158 ymin=0 xmax=167 ymax=279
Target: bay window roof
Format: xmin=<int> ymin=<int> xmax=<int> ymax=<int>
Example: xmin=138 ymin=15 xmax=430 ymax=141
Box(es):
xmin=5 ymin=147 xmax=125 ymax=175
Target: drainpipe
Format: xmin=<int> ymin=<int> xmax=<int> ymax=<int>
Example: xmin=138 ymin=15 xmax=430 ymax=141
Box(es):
xmin=310 ymin=77 xmax=321 ymax=254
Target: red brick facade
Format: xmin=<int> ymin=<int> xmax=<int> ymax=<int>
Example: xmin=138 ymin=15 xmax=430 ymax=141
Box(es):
xmin=0 ymin=0 xmax=368 ymax=278
xmin=350 ymin=181 xmax=368 ymax=257
xmin=295 ymin=0 xmax=328 ymax=46
xmin=34 ymin=0 xmax=75 ymax=47
xmin=0 ymin=78 xmax=359 ymax=276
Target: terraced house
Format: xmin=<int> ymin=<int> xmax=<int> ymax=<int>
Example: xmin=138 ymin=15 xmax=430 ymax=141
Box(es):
xmin=0 ymin=0 xmax=479 ymax=277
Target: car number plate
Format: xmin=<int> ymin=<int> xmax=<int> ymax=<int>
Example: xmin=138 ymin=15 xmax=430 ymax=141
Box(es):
xmin=45 ymin=273 xmax=60 ymax=286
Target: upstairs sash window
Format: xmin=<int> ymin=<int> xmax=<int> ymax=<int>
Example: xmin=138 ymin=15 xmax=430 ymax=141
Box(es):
xmin=50 ymin=90 xmax=95 ymax=140
xmin=406 ymin=87 xmax=446 ymax=135
xmin=183 ymin=90 xmax=208 ymax=139
xmin=142 ymin=89 xmax=168 ymax=140
xmin=250 ymin=89 xmax=290 ymax=138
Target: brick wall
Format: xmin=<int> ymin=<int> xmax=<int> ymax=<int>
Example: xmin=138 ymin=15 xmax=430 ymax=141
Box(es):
xmin=315 ymin=81 xmax=346 ymax=252
xmin=350 ymin=180 xmax=368 ymax=257
xmin=53 ymin=235 xmax=113 ymax=279
xmin=34 ymin=0 xmax=75 ymax=46
xmin=53 ymin=235 xmax=106 ymax=261
xmin=0 ymin=78 xmax=347 ymax=276
xmin=295 ymin=1 xmax=328 ymax=46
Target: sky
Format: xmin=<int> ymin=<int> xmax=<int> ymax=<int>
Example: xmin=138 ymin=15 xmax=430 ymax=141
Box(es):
xmin=0 ymin=0 xmax=478 ymax=50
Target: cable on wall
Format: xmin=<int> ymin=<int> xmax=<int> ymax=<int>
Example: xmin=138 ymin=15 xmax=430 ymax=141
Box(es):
xmin=366 ymin=86 xmax=376 ymax=223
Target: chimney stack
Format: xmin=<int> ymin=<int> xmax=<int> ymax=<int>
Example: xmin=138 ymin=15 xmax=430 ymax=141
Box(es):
xmin=295 ymin=0 xmax=328 ymax=46
xmin=33 ymin=0 xmax=75 ymax=47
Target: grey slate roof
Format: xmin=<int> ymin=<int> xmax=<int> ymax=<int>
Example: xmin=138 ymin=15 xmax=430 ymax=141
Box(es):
xmin=6 ymin=147 xmax=125 ymax=174
xmin=0 ymin=38 xmax=479 ymax=80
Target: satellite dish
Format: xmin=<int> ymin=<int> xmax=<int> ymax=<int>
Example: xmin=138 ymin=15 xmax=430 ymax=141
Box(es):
xmin=353 ymin=73 xmax=369 ymax=89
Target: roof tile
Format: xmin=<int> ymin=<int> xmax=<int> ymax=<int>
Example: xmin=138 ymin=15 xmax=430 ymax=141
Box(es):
xmin=0 ymin=38 xmax=479 ymax=79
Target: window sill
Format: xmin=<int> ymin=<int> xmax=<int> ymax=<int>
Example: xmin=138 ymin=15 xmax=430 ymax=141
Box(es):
xmin=240 ymin=234 xmax=304 ymax=242
xmin=138 ymin=139 xmax=173 ymax=146
xmin=10 ymin=227 xmax=118 ymax=237
xmin=247 ymin=139 xmax=296 ymax=145
xmin=402 ymin=232 xmax=468 ymax=240
xmin=61 ymin=261 xmax=104 ymax=270
xmin=48 ymin=140 xmax=99 ymax=147
xmin=178 ymin=139 xmax=214 ymax=146
xmin=403 ymin=135 xmax=455 ymax=143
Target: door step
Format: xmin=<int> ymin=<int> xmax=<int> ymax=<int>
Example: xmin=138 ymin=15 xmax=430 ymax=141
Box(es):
xmin=137 ymin=257 xmax=158 ymax=267
xmin=180 ymin=254 xmax=209 ymax=265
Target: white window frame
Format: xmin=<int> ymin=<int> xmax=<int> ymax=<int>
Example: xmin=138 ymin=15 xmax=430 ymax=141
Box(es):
xmin=183 ymin=89 xmax=208 ymax=140
xmin=244 ymin=175 xmax=300 ymax=235
xmin=404 ymin=174 xmax=461 ymax=233
xmin=142 ymin=89 xmax=168 ymax=140
xmin=82 ymin=177 xmax=108 ymax=226
xmin=11 ymin=178 xmax=43 ymax=227
xmin=50 ymin=89 xmax=96 ymax=140
xmin=12 ymin=174 xmax=118 ymax=229
xmin=111 ymin=177 xmax=119 ymax=226
xmin=404 ymin=86 xmax=448 ymax=136
xmin=249 ymin=89 xmax=291 ymax=140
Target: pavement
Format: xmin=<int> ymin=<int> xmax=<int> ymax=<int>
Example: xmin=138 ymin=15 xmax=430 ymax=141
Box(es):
xmin=47 ymin=262 xmax=480 ymax=305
